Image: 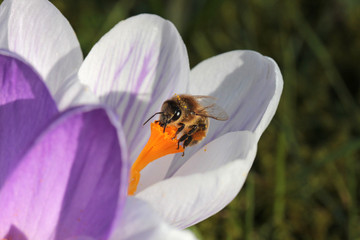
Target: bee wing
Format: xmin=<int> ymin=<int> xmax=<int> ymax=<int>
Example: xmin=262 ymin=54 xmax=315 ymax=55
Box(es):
xmin=193 ymin=95 xmax=229 ymax=121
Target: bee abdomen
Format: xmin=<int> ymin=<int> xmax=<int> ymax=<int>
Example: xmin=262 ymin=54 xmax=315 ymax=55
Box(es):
xmin=191 ymin=130 xmax=207 ymax=142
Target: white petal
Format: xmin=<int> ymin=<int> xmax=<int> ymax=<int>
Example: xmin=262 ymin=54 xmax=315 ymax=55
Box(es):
xmin=137 ymin=131 xmax=257 ymax=228
xmin=189 ymin=51 xmax=282 ymax=138
xmin=252 ymin=57 xmax=283 ymax=139
xmin=78 ymin=14 xmax=190 ymax=162
xmin=0 ymin=0 xmax=83 ymax=105
xmin=188 ymin=50 xmax=282 ymax=139
xmin=54 ymin=75 xmax=99 ymax=111
xmin=166 ymin=50 xmax=283 ymax=176
xmin=109 ymin=197 xmax=197 ymax=240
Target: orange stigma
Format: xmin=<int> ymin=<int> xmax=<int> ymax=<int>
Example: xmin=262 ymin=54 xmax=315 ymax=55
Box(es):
xmin=128 ymin=122 xmax=184 ymax=195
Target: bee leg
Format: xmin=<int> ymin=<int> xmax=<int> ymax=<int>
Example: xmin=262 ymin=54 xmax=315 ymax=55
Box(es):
xmin=184 ymin=135 xmax=193 ymax=147
xmin=173 ymin=123 xmax=185 ymax=140
xmin=177 ymin=125 xmax=198 ymax=151
xmin=183 ymin=136 xmax=193 ymax=156
xmin=178 ymin=135 xmax=193 ymax=157
xmin=178 ymin=133 xmax=188 ymax=149
xmin=187 ymin=125 xmax=198 ymax=136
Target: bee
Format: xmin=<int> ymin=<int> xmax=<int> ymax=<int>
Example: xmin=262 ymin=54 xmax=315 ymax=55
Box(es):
xmin=143 ymin=94 xmax=229 ymax=152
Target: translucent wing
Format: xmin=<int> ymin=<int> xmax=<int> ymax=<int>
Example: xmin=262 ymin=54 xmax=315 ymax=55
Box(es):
xmin=193 ymin=95 xmax=229 ymax=121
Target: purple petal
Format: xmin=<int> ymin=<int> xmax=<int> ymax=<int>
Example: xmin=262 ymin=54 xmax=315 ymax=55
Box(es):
xmin=0 ymin=51 xmax=58 ymax=188
xmin=0 ymin=106 xmax=128 ymax=239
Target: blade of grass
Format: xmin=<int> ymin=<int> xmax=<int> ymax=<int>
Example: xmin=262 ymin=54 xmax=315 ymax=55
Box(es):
xmin=347 ymin=155 xmax=360 ymax=240
xmin=245 ymin=173 xmax=255 ymax=240
xmin=273 ymin=132 xmax=287 ymax=239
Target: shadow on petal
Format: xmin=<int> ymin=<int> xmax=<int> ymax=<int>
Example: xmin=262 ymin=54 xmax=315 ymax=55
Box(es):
xmin=4 ymin=225 xmax=28 ymax=240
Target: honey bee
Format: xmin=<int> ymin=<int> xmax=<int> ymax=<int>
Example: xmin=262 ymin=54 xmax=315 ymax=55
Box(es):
xmin=143 ymin=94 xmax=229 ymax=152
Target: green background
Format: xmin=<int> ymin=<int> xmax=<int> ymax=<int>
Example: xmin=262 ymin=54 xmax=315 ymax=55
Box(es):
xmin=50 ymin=0 xmax=360 ymax=239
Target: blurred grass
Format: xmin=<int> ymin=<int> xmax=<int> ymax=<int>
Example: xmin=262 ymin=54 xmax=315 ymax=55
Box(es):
xmin=51 ymin=0 xmax=360 ymax=239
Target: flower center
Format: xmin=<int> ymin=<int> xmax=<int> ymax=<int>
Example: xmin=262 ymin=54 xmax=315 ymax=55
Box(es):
xmin=128 ymin=122 xmax=184 ymax=195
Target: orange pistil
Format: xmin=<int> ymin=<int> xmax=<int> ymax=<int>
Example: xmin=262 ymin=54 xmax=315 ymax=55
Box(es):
xmin=128 ymin=122 xmax=184 ymax=195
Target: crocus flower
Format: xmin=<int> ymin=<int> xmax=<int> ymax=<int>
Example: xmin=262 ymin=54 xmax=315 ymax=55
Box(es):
xmin=75 ymin=12 xmax=283 ymax=229
xmin=0 ymin=0 xmax=283 ymax=235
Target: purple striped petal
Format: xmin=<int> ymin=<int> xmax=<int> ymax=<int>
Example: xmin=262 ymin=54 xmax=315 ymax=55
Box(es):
xmin=0 ymin=51 xmax=58 ymax=189
xmin=0 ymin=0 xmax=83 ymax=108
xmin=78 ymin=14 xmax=190 ymax=162
xmin=0 ymin=106 xmax=128 ymax=239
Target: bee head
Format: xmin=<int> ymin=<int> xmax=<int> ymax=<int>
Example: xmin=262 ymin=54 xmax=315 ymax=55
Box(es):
xmin=143 ymin=100 xmax=182 ymax=132
xmin=159 ymin=100 xmax=182 ymax=131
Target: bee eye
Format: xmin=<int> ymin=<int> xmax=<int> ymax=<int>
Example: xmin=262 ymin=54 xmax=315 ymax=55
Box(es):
xmin=172 ymin=109 xmax=181 ymax=121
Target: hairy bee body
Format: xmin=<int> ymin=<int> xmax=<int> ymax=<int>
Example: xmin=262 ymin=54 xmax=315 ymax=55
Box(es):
xmin=160 ymin=95 xmax=210 ymax=147
xmin=144 ymin=94 xmax=228 ymax=152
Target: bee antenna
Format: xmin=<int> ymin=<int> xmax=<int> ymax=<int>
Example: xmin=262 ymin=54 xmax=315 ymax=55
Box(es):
xmin=143 ymin=112 xmax=163 ymax=126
